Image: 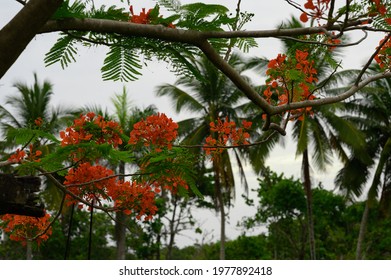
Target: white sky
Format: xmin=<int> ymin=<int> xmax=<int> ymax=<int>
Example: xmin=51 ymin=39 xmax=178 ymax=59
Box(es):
xmin=0 ymin=0 xmax=384 ymax=248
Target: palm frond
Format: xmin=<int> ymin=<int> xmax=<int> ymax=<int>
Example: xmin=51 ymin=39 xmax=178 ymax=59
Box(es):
xmin=155 ymin=83 xmax=205 ymax=113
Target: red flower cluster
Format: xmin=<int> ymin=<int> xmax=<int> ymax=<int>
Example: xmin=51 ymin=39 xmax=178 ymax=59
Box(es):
xmin=34 ymin=117 xmax=43 ymax=127
xmin=129 ymin=113 xmax=178 ymax=152
xmin=204 ymin=117 xmax=252 ymax=157
xmin=375 ymin=36 xmax=391 ymax=70
xmin=8 ymin=145 xmax=42 ymax=163
xmin=64 ymin=162 xmax=116 ymax=207
xmin=8 ymin=149 xmax=26 ymax=163
xmin=63 ymin=162 xmax=158 ymax=220
xmin=108 ymin=180 xmax=158 ymax=220
xmin=152 ymin=172 xmax=189 ymax=194
xmin=263 ymin=49 xmax=318 ymax=118
xmin=129 ymin=5 xmax=176 ymax=28
xmin=0 ymin=213 xmax=52 ymax=246
xmin=60 ymin=112 xmax=123 ymax=148
xmin=300 ymin=0 xmax=331 ymax=23
xmin=129 ymin=6 xmax=152 ymax=24
xmin=370 ymin=0 xmax=387 ymax=16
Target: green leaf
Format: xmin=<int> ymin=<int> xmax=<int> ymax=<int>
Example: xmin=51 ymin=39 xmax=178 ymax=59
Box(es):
xmin=45 ymin=34 xmax=79 ymax=68
xmin=236 ymin=37 xmax=258 ymax=53
xmin=101 ymin=44 xmax=142 ymax=82
xmin=287 ymin=69 xmax=304 ymax=81
xmin=52 ymin=0 xmax=87 ymax=20
xmin=6 ymin=127 xmax=59 ymax=145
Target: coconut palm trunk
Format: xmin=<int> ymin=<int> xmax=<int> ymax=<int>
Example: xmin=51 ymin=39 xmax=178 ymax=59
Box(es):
xmin=213 ymin=157 xmax=226 ymax=260
xmin=26 ymin=239 xmax=33 ymax=260
xmin=302 ymin=149 xmax=316 ymax=260
xmin=356 ymin=199 xmax=370 ymax=260
xmin=114 ymin=161 xmax=128 ymax=260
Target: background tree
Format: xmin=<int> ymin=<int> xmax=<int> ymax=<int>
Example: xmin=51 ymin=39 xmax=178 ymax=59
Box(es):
xmin=335 ymin=64 xmax=391 ymax=259
xmin=155 ymin=52 xmax=266 ymax=259
xmin=0 ymin=72 xmax=75 ymax=213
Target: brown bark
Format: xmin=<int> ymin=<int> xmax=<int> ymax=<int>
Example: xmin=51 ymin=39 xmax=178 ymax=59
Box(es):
xmin=0 ymin=0 xmax=63 ymax=78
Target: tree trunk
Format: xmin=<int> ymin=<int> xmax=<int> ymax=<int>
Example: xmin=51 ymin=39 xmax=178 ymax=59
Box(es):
xmin=166 ymin=195 xmax=178 ymax=260
xmin=216 ymin=185 xmax=226 ymax=260
xmin=115 ymin=211 xmax=127 ymax=260
xmin=212 ymin=155 xmax=226 ymax=260
xmin=302 ymin=149 xmax=316 ymax=260
xmin=356 ymin=199 xmax=370 ymax=260
xmin=26 ymin=239 xmax=32 ymax=260
xmin=115 ymin=161 xmax=128 ymax=260
xmin=378 ymin=161 xmax=391 ymax=219
xmin=0 ymin=0 xmax=63 ymax=78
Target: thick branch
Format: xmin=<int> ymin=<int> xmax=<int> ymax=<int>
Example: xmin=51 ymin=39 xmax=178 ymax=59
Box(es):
xmin=273 ymin=71 xmax=391 ymax=114
xmin=0 ymin=0 xmax=63 ymax=78
xmin=40 ymin=18 xmax=368 ymax=40
xmin=197 ymin=40 xmax=273 ymax=114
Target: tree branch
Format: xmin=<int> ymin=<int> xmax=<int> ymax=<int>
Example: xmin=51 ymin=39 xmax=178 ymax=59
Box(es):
xmin=0 ymin=0 xmax=63 ymax=78
xmin=274 ymin=71 xmax=391 ymax=114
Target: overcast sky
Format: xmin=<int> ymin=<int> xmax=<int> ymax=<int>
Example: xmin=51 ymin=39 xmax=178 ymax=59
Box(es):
xmin=0 ymin=0 xmax=383 ymax=247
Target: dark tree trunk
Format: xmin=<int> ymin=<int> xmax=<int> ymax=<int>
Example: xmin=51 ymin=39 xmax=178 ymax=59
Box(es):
xmin=213 ymin=158 xmax=226 ymax=260
xmin=0 ymin=0 xmax=63 ymax=78
xmin=302 ymin=149 xmax=316 ymax=260
xmin=217 ymin=185 xmax=226 ymax=260
xmin=356 ymin=199 xmax=369 ymax=260
xmin=115 ymin=161 xmax=128 ymax=260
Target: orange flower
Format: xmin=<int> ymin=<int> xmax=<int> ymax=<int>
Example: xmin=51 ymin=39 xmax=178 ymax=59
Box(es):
xmin=60 ymin=113 xmax=123 ymax=161
xmin=300 ymin=0 xmax=331 ymax=23
xmin=263 ymin=50 xmax=318 ymax=119
xmin=204 ymin=117 xmax=252 ymax=157
xmin=0 ymin=213 xmax=52 ymax=246
xmin=108 ymin=180 xmax=158 ymax=221
xmin=34 ymin=117 xmax=43 ymax=127
xmin=129 ymin=113 xmax=178 ymax=151
xmin=8 ymin=149 xmax=26 ymax=163
xmin=64 ymin=163 xmax=117 ymax=207
xmin=374 ymin=36 xmax=391 ymax=70
xmin=129 ymin=5 xmax=176 ymax=28
xmin=129 ymin=6 xmax=152 ymax=24
xmin=300 ymin=13 xmax=309 ymax=23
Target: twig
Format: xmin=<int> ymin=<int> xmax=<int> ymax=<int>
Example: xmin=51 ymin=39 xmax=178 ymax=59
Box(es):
xmin=175 ymin=131 xmax=278 ymax=150
xmin=355 ymin=33 xmax=391 ymax=86
xmin=30 ymin=192 xmax=66 ymax=242
xmin=278 ymin=30 xmax=368 ymax=48
xmin=61 ymin=172 xmax=149 ymax=188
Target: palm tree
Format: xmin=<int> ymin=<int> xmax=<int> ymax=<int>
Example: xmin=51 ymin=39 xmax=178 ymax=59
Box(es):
xmin=275 ymin=17 xmax=369 ymax=259
xmin=0 ymin=72 xmax=76 ymax=259
xmin=335 ymin=64 xmax=391 ymax=259
xmin=155 ymin=52 xmax=268 ymax=259
xmin=0 ymin=73 xmax=74 ymax=134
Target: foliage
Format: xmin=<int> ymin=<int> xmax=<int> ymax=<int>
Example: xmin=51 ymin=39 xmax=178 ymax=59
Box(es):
xmin=44 ymin=1 xmax=253 ymax=82
xmin=241 ymin=168 xmax=366 ymax=259
xmin=2 ymin=0 xmax=391 ymax=260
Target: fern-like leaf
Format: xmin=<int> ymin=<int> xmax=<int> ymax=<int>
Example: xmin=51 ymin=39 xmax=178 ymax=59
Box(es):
xmin=101 ymin=44 xmax=142 ymax=82
xmin=44 ymin=34 xmax=79 ymax=68
xmin=236 ymin=37 xmax=258 ymax=53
